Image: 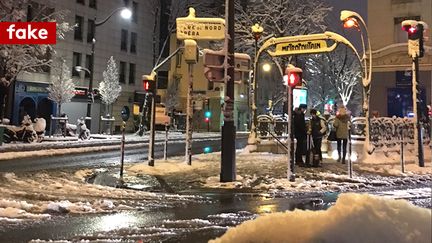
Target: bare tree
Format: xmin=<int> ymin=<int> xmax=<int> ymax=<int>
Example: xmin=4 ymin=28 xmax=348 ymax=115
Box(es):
xmin=303 ymin=46 xmax=362 ymax=114
xmin=165 ymin=77 xmax=180 ymax=114
xmin=47 ymin=59 xmax=75 ymax=116
xmin=234 ymin=0 xmax=332 ymax=56
xmin=99 ymin=56 xmax=121 ymax=116
xmin=0 ymin=0 xmax=72 ymax=121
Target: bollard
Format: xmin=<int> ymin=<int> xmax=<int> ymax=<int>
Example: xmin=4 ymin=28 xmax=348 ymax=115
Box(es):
xmin=348 ymin=128 xmax=353 ymax=178
xmin=400 ymin=132 xmax=405 ymax=173
xmin=164 ymin=123 xmax=169 ymax=160
xmin=119 ymin=121 xmax=126 ymax=182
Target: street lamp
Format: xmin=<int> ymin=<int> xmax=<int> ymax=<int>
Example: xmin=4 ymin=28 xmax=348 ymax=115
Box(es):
xmin=85 ymin=7 xmax=132 ymax=131
xmin=249 ymin=23 xmax=264 ymax=144
xmin=262 ymin=63 xmax=271 ymax=72
xmin=340 ymin=10 xmax=372 ymax=115
xmin=340 ymin=10 xmax=373 ymax=154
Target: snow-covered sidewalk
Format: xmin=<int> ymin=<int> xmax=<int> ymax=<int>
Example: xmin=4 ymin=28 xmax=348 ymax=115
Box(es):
xmin=0 ymin=149 xmax=430 ymax=222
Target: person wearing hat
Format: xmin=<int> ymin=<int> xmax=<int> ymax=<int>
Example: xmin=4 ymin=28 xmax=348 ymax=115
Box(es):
xmin=333 ymin=106 xmax=350 ymax=164
xmin=308 ymin=109 xmax=327 ymax=166
xmin=293 ymin=104 xmax=307 ymax=166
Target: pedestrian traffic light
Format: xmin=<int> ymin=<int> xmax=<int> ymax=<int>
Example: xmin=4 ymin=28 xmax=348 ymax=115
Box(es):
xmin=142 ymin=72 xmax=156 ymax=94
xmin=401 ymin=20 xmax=428 ymax=58
xmin=285 ymin=64 xmax=302 ymax=88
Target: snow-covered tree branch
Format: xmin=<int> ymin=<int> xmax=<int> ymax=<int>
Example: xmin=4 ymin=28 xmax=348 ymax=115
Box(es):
xmin=0 ymin=0 xmax=72 ymax=120
xmin=99 ymin=56 xmax=121 ymax=116
xmin=47 ymin=59 xmax=75 ymax=116
xmin=303 ymin=46 xmax=362 ymax=114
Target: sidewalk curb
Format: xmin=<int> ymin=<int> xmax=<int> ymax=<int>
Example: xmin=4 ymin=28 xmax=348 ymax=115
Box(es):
xmin=0 ymin=134 xmax=248 ymax=153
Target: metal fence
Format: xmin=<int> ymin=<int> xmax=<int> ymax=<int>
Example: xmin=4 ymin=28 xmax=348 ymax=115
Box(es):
xmin=256 ymin=115 xmax=431 ymax=150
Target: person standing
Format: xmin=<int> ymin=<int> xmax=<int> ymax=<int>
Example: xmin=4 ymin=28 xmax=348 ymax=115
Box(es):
xmin=308 ymin=109 xmax=327 ymax=167
xmin=293 ymin=104 xmax=307 ymax=166
xmin=333 ymin=107 xmax=350 ymax=164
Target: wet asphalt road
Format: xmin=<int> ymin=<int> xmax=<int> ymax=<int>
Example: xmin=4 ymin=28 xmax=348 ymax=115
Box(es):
xmin=0 ymin=135 xmax=248 ymax=172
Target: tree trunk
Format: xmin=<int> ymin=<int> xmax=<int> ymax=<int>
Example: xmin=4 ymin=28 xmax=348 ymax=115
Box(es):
xmin=0 ymin=92 xmax=5 ymax=122
xmin=57 ymin=103 xmax=62 ymax=117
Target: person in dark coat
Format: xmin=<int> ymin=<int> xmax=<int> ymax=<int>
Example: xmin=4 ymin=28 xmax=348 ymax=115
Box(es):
xmin=293 ymin=104 xmax=307 ymax=166
xmin=308 ymin=109 xmax=327 ymax=167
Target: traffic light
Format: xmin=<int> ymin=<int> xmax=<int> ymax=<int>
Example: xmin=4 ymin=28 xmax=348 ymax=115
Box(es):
xmin=203 ymin=49 xmax=224 ymax=82
xmin=204 ymin=110 xmax=211 ymax=123
xmin=401 ymin=20 xmax=428 ymax=58
xmin=142 ymin=73 xmax=156 ymax=94
xmin=285 ymin=64 xmax=303 ymax=88
xmin=203 ymin=49 xmax=251 ymax=83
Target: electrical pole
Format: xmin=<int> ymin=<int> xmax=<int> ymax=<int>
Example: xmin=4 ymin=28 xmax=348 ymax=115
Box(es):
xmin=220 ymin=0 xmax=236 ymax=182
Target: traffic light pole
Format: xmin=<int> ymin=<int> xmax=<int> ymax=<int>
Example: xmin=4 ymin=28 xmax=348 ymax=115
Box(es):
xmin=185 ymin=64 xmax=193 ymax=165
xmin=220 ymin=0 xmax=236 ymax=182
xmin=286 ymin=85 xmax=295 ymax=181
xmin=412 ymin=55 xmax=424 ymax=167
xmin=148 ymin=80 xmax=157 ymax=166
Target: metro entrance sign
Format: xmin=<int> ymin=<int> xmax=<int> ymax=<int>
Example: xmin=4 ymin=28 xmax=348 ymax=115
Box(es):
xmin=176 ymin=8 xmax=225 ymax=40
xmin=265 ymin=32 xmax=359 ymax=58
xmin=274 ymin=40 xmax=328 ymax=56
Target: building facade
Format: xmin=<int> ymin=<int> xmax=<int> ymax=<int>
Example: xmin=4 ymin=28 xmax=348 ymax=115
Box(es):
xmin=162 ymin=34 xmax=249 ymax=132
xmin=11 ymin=0 xmax=158 ymax=133
xmin=368 ymin=0 xmax=431 ymax=117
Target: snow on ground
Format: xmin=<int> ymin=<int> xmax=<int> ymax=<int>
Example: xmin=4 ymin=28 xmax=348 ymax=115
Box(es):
xmin=127 ymin=150 xmax=431 ymax=193
xmin=210 ymin=193 xmax=432 ymax=243
xmin=0 ymin=148 xmax=430 ymax=222
xmin=0 ymin=171 xmax=206 ymax=221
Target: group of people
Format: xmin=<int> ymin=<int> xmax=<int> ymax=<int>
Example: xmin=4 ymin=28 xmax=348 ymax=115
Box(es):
xmin=293 ymin=104 xmax=350 ymax=167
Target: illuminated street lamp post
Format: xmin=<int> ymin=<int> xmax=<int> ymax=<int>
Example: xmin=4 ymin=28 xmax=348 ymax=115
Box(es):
xmin=249 ymin=23 xmax=264 ymax=144
xmin=86 ymin=7 xmax=132 ymax=131
xmin=340 ymin=10 xmax=372 ymax=115
xmin=340 ymin=10 xmax=373 ymax=152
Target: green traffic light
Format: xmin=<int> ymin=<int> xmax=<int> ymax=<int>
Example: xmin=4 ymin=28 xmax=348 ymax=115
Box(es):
xmin=204 ymin=111 xmax=212 ymax=118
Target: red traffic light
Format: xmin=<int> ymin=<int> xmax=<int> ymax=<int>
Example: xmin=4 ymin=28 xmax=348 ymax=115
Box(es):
xmin=204 ymin=117 xmax=210 ymax=123
xmin=285 ymin=64 xmax=303 ymax=88
xmin=402 ymin=25 xmax=417 ymax=34
xmin=288 ymin=73 xmax=301 ymax=87
xmin=143 ymin=80 xmax=150 ymax=91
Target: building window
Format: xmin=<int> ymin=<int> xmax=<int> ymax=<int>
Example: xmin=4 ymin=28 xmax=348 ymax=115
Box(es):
xmin=76 ymin=0 xmax=85 ymax=5
xmin=72 ymin=52 xmax=82 ymax=77
xmin=27 ymin=2 xmax=54 ymax=21
xmin=119 ymin=61 xmax=126 ymax=83
xmin=89 ymin=0 xmax=97 ymax=8
xmin=394 ymin=16 xmax=421 ymax=43
xmin=87 ymin=19 xmax=95 ymax=43
xmin=85 ymin=54 xmax=93 ymax=78
xmin=121 ymin=29 xmax=128 ymax=51
xmin=129 ymin=63 xmax=136 ymax=84
xmin=157 ymin=71 xmax=168 ymax=89
xmin=132 ymin=1 xmax=138 ymax=23
xmin=74 ymin=15 xmax=84 ymax=41
xmin=208 ymin=80 xmax=214 ymax=90
xmin=27 ymin=4 xmax=33 ymax=21
xmin=130 ymin=32 xmax=137 ymax=53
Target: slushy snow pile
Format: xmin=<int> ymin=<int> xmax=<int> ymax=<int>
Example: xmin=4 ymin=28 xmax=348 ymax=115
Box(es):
xmin=210 ymin=193 xmax=432 ymax=243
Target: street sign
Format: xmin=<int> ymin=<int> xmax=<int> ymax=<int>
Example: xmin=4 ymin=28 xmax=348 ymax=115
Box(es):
xmin=273 ymin=40 xmax=328 ymax=56
xmin=176 ymin=17 xmax=225 ymax=40
xmin=176 ymin=8 xmax=225 ymax=40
